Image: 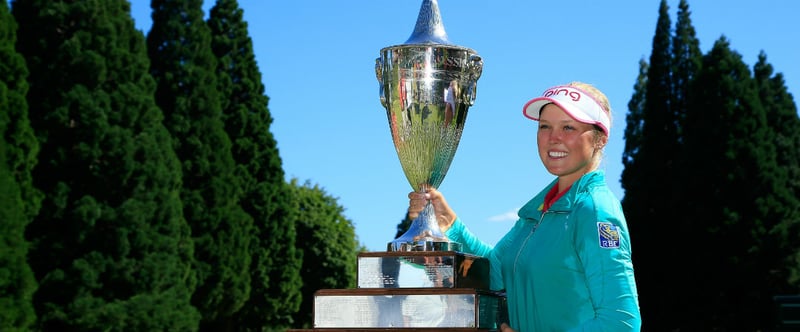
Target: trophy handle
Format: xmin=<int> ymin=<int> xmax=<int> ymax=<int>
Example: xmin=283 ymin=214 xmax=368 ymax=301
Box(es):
xmin=466 ymin=55 xmax=483 ymax=106
xmin=375 ymin=57 xmax=387 ymax=108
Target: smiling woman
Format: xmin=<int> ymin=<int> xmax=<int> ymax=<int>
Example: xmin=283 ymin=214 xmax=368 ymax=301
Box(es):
xmin=407 ymin=81 xmax=640 ymax=331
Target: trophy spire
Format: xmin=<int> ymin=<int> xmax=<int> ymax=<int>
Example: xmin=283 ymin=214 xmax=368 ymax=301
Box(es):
xmin=404 ymin=0 xmax=452 ymax=45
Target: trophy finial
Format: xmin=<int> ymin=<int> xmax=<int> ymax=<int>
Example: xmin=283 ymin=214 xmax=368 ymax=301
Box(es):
xmin=404 ymin=0 xmax=452 ymax=45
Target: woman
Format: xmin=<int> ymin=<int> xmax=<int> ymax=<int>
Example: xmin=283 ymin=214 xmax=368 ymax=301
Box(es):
xmin=408 ymin=82 xmax=641 ymax=331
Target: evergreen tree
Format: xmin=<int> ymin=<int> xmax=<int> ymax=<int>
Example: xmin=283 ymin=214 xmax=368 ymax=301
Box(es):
xmin=1 ymin=0 xmax=39 ymax=222
xmin=620 ymin=0 xmax=679 ymax=328
xmin=146 ymin=0 xmax=253 ymax=327
xmin=753 ymin=53 xmax=800 ymax=289
xmin=754 ymin=53 xmax=800 ymax=211
xmin=623 ymin=2 xmax=800 ymax=327
xmin=0 ymin=1 xmax=36 ymax=328
xmin=659 ymin=2 xmax=705 ymax=329
xmin=0 ymin=128 xmax=34 ymax=331
xmin=289 ymin=179 xmax=358 ymax=330
xmin=683 ymin=37 xmax=793 ymax=330
xmin=207 ymin=0 xmax=301 ymax=329
xmin=670 ymin=0 xmax=702 ymax=133
xmin=12 ymin=0 xmax=199 ymax=329
xmin=620 ymin=59 xmax=649 ymax=174
xmin=620 ymin=59 xmax=646 ymax=310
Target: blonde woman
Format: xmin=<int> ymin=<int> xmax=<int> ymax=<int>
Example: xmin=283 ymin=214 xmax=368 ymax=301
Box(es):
xmin=409 ymin=82 xmax=641 ymax=331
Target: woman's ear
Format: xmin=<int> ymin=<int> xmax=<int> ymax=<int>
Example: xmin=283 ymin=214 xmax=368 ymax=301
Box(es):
xmin=596 ymin=135 xmax=608 ymax=149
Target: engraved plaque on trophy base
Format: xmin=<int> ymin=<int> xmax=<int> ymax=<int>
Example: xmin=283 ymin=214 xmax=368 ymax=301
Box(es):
xmin=312 ymin=288 xmax=507 ymax=329
xmin=357 ymin=251 xmax=489 ymax=290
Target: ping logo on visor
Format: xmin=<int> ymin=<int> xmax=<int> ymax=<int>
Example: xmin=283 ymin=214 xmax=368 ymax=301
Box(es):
xmin=522 ymin=85 xmax=611 ymax=135
xmin=596 ymin=222 xmax=620 ymax=249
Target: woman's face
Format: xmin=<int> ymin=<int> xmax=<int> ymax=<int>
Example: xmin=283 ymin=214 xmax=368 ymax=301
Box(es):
xmin=537 ymin=103 xmax=604 ymax=189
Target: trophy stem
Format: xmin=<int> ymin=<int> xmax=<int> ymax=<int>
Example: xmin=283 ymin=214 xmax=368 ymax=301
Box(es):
xmin=388 ymin=199 xmax=462 ymax=252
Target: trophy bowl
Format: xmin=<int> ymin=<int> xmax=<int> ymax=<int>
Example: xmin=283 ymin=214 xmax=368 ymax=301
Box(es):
xmin=376 ymin=0 xmax=483 ymax=252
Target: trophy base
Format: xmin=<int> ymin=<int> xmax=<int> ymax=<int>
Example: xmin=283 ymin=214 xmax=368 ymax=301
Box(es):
xmin=290 ymin=248 xmax=506 ymax=331
xmin=388 ymin=240 xmax=462 ymax=252
xmin=311 ymin=288 xmax=507 ymax=329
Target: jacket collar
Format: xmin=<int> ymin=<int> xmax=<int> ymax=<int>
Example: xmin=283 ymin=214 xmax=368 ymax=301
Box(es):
xmin=518 ymin=170 xmax=606 ymax=221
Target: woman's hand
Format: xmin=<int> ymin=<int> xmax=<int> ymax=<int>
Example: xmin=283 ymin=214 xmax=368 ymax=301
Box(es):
xmin=408 ymin=187 xmax=457 ymax=232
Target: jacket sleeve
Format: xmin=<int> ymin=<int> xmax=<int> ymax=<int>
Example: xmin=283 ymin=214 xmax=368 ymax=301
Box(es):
xmin=568 ymin=196 xmax=642 ymax=332
xmin=446 ymin=218 xmax=505 ymax=291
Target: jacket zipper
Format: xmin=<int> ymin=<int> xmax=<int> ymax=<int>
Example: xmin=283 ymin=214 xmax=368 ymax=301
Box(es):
xmin=512 ymin=212 xmax=545 ymax=276
xmin=512 ymin=210 xmax=568 ymax=275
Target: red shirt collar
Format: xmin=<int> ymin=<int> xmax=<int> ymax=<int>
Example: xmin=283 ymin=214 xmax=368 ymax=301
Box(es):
xmin=543 ymin=184 xmax=571 ymax=212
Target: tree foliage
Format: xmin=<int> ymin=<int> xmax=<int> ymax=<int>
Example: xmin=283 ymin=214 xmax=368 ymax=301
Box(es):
xmin=622 ymin=1 xmax=800 ymax=330
xmin=0 ymin=1 xmax=36 ymax=328
xmin=207 ymin=0 xmax=302 ymax=330
xmin=12 ymin=0 xmax=198 ymax=329
xmin=289 ymin=179 xmax=358 ymax=329
xmin=683 ymin=37 xmax=793 ymax=330
xmin=146 ymin=0 xmax=254 ymax=328
xmin=0 ymin=0 xmax=39 ymax=221
xmin=753 ymin=54 xmax=800 ymax=286
xmin=621 ymin=0 xmax=678 ymax=327
xmin=0 ymin=130 xmax=35 ymax=331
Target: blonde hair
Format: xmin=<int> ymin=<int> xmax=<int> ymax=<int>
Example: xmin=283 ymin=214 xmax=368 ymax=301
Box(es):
xmin=564 ymin=82 xmax=609 ymax=169
xmin=566 ymin=81 xmax=612 ymax=130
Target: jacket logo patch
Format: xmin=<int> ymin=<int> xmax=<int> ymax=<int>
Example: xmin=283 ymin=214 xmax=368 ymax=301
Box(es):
xmin=597 ymin=222 xmax=620 ymax=249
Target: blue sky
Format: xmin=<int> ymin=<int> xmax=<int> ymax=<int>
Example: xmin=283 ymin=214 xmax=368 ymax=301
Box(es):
xmin=130 ymin=0 xmax=800 ymax=252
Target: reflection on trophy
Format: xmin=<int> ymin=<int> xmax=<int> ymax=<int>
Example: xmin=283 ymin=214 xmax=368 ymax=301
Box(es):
xmin=376 ymin=0 xmax=483 ymax=252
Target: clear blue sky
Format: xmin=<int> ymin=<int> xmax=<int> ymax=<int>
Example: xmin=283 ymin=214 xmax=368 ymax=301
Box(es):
xmin=130 ymin=0 xmax=800 ymax=252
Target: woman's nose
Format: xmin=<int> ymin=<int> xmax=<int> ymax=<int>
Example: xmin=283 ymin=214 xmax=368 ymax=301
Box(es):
xmin=547 ymin=130 xmax=561 ymax=142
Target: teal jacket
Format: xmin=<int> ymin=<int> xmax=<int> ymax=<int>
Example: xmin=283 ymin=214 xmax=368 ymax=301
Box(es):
xmin=447 ymin=171 xmax=641 ymax=331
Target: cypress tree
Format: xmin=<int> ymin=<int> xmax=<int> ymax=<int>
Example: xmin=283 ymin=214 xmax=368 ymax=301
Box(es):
xmin=1 ymin=0 xmax=39 ymax=222
xmin=620 ymin=0 xmax=677 ymax=328
xmin=12 ymin=0 xmax=199 ymax=330
xmin=620 ymin=58 xmax=646 ymax=303
xmin=684 ymin=37 xmax=791 ymax=330
xmin=753 ymin=53 xmax=800 ymax=289
xmin=289 ymin=179 xmax=358 ymax=329
xmin=0 ymin=1 xmax=36 ymax=328
xmin=0 ymin=128 xmax=34 ymax=331
xmin=146 ymin=0 xmax=254 ymax=327
xmin=754 ymin=53 xmax=800 ymax=210
xmin=620 ymin=59 xmax=649 ymax=174
xmin=207 ymin=0 xmax=301 ymax=329
xmin=662 ymin=2 xmax=705 ymax=329
xmin=670 ymin=0 xmax=702 ymax=131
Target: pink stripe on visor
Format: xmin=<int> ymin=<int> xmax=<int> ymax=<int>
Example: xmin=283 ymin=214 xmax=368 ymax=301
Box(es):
xmin=522 ymin=85 xmax=611 ymax=135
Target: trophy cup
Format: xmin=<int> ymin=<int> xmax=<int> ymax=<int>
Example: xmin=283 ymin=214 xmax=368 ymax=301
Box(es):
xmin=376 ymin=0 xmax=483 ymax=252
xmin=288 ymin=2 xmax=506 ymax=330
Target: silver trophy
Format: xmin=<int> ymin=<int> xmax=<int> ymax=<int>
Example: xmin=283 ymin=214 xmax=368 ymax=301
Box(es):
xmin=376 ymin=0 xmax=483 ymax=251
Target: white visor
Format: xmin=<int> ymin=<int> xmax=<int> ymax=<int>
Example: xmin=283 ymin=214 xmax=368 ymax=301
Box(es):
xmin=523 ymin=85 xmax=611 ymax=135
